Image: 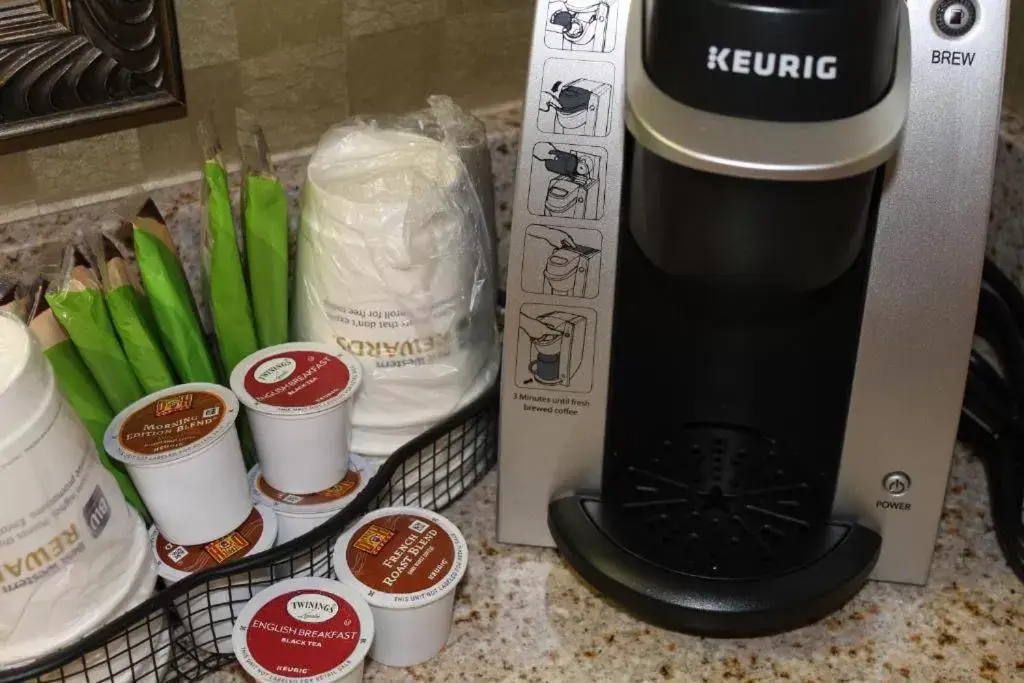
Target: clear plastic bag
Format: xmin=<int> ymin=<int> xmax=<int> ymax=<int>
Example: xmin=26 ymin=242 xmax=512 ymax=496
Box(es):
xmin=293 ymin=96 xmax=499 ymax=456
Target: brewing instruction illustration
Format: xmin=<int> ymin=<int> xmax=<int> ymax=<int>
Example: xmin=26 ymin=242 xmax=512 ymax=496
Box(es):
xmin=544 ymin=1 xmax=620 ymax=53
xmin=527 ymin=142 xmax=607 ymax=220
xmin=515 ymin=304 xmax=596 ymax=393
xmin=522 ymin=224 xmax=602 ymax=299
xmin=538 ymin=59 xmax=615 ymax=137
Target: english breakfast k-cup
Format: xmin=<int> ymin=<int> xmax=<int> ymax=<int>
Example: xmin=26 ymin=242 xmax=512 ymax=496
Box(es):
xmin=106 ymin=383 xmax=252 ymax=545
xmin=333 ymin=507 xmax=468 ymax=667
xmin=232 ymin=577 xmax=373 ymax=683
xmin=231 ymin=343 xmax=362 ymax=494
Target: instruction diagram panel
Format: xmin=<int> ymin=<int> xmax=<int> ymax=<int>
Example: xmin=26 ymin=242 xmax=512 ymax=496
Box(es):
xmin=544 ymin=1 xmax=620 ymax=53
xmin=537 ymin=59 xmax=615 ymax=137
xmin=515 ymin=304 xmax=596 ymax=393
xmin=527 ymin=142 xmax=607 ymax=220
xmin=521 ymin=224 xmax=602 ymax=299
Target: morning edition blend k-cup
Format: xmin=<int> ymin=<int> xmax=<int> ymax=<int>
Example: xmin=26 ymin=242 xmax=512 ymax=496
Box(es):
xmin=333 ymin=507 xmax=468 ymax=668
xmin=233 ymin=577 xmax=373 ymax=683
xmin=105 ymin=383 xmax=251 ymax=546
xmin=231 ymin=343 xmax=363 ymax=495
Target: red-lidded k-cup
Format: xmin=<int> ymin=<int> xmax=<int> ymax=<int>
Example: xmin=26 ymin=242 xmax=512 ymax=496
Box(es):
xmin=105 ymin=383 xmax=251 ymax=545
xmin=332 ymin=507 xmax=468 ymax=667
xmin=231 ymin=343 xmax=362 ymax=494
xmin=232 ymin=577 xmax=373 ymax=683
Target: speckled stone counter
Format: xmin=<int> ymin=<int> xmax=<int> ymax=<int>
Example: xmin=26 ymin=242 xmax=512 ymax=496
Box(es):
xmin=3 ymin=104 xmax=1024 ymax=683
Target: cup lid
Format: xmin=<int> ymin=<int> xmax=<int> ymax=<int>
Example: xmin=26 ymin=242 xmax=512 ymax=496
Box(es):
xmin=230 ymin=343 xmax=362 ymax=418
xmin=249 ymin=454 xmax=373 ymax=515
xmin=232 ymin=577 xmax=374 ymax=683
xmin=151 ymin=505 xmax=276 ymax=583
xmin=332 ymin=506 xmax=468 ymax=609
xmin=105 ymin=383 xmax=240 ymax=466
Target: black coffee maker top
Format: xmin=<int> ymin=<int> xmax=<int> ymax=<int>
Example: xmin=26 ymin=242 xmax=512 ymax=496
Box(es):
xmin=644 ymin=0 xmax=901 ymax=122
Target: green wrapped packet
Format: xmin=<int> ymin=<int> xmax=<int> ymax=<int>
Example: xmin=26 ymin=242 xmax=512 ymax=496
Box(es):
xmin=238 ymin=112 xmax=290 ymax=348
xmin=45 ymin=246 xmax=144 ymax=413
xmin=122 ymin=197 xmax=219 ymax=384
xmin=199 ymin=118 xmax=259 ymax=375
xmin=98 ymin=233 xmax=177 ymax=394
xmin=28 ymin=295 xmax=150 ymax=522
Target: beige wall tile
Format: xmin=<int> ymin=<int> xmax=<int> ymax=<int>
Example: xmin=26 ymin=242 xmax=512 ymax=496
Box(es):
xmin=0 ymin=153 xmax=38 ymax=212
xmin=236 ymin=0 xmax=346 ymax=59
xmin=26 ymin=131 xmax=144 ymax=204
xmin=238 ymin=38 xmax=350 ymax=152
xmin=138 ymin=64 xmax=243 ymax=179
xmin=176 ymin=0 xmax=240 ymax=69
xmin=446 ymin=0 xmax=524 ymax=14
xmin=344 ymin=0 xmax=444 ymax=37
xmin=347 ymin=21 xmax=444 ymax=115
xmin=439 ymin=9 xmax=533 ymax=109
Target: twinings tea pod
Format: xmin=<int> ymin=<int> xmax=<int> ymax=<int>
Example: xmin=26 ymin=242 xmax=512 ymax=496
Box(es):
xmin=332 ymin=506 xmax=468 ymax=668
xmin=153 ymin=505 xmax=278 ymax=655
xmin=106 ymin=383 xmax=251 ymax=545
xmin=231 ymin=343 xmax=362 ymax=494
xmin=232 ymin=577 xmax=374 ymax=683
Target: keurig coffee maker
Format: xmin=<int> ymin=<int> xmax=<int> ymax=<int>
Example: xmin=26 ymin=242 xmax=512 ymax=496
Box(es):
xmin=499 ymin=0 xmax=1010 ymax=636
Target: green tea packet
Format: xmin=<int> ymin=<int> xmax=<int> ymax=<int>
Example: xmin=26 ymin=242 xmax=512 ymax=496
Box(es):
xmin=238 ymin=110 xmax=290 ymax=348
xmin=96 ymin=230 xmax=177 ymax=394
xmin=45 ymin=246 xmax=144 ymax=413
xmin=199 ymin=117 xmax=259 ymax=375
xmin=121 ymin=196 xmax=218 ymax=384
xmin=28 ymin=283 xmax=150 ymax=522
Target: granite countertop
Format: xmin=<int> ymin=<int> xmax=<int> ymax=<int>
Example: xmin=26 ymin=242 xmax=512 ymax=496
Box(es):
xmin=208 ymin=447 xmax=1024 ymax=683
xmin=3 ymin=103 xmax=1024 ymax=683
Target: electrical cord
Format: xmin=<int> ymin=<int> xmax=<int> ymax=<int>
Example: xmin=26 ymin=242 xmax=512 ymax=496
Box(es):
xmin=958 ymin=258 xmax=1024 ymax=584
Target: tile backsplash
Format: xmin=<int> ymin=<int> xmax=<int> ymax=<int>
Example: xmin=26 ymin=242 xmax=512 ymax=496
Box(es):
xmin=0 ymin=0 xmax=1022 ymax=222
xmin=0 ymin=0 xmax=532 ymax=220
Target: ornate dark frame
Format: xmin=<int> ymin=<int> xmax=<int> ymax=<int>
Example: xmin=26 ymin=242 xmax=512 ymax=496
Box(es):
xmin=0 ymin=0 xmax=185 ymax=154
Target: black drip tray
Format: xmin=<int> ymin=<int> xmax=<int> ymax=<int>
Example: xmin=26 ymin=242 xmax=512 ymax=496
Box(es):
xmin=607 ymin=424 xmax=831 ymax=580
xmin=548 ymin=425 xmax=883 ymax=637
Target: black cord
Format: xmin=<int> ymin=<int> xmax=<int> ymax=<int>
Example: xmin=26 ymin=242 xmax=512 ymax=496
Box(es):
xmin=958 ymin=258 xmax=1024 ymax=583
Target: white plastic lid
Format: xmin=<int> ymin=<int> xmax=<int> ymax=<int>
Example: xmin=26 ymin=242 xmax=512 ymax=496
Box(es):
xmin=0 ymin=312 xmax=52 ymax=453
xmin=232 ymin=577 xmax=374 ymax=683
xmin=105 ymin=383 xmax=240 ymax=466
xmin=230 ymin=343 xmax=362 ymax=418
xmin=332 ymin=506 xmax=468 ymax=609
xmin=249 ymin=454 xmax=373 ymax=516
xmin=151 ymin=505 xmax=276 ymax=583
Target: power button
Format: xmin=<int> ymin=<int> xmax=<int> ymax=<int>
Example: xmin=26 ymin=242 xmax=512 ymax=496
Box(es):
xmin=934 ymin=0 xmax=978 ymax=38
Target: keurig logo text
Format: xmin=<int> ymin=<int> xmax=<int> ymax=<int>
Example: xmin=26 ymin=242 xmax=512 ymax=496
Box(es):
xmin=706 ymin=47 xmax=839 ymax=81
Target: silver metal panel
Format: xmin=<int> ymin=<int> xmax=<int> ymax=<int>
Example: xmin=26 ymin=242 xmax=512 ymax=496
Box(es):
xmin=625 ymin=1 xmax=912 ymax=181
xmin=836 ymin=0 xmax=1010 ymax=584
xmin=497 ymin=0 xmax=632 ymax=546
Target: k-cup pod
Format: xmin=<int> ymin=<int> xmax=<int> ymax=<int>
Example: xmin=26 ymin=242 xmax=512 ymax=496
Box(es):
xmin=232 ymin=577 xmax=374 ymax=683
xmin=106 ymin=383 xmax=252 ymax=545
xmin=35 ymin=553 xmax=169 ymax=683
xmin=250 ymin=455 xmax=373 ymax=579
xmin=333 ymin=507 xmax=468 ymax=667
xmin=231 ymin=343 xmax=362 ymax=494
xmin=153 ymin=505 xmax=278 ymax=654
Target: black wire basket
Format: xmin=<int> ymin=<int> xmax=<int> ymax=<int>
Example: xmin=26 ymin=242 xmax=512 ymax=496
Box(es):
xmin=1 ymin=382 xmax=499 ymax=683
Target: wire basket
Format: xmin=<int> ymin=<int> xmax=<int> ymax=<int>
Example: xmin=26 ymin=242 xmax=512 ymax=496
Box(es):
xmin=1 ymin=382 xmax=499 ymax=683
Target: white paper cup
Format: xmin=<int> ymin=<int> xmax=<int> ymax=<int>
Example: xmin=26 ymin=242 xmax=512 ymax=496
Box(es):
xmin=153 ymin=505 xmax=278 ymax=655
xmin=232 ymin=577 xmax=374 ymax=683
xmin=106 ymin=384 xmax=252 ymax=545
xmin=231 ymin=343 xmax=363 ymax=494
xmin=35 ymin=552 xmax=168 ymax=683
xmin=333 ymin=507 xmax=468 ymax=667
